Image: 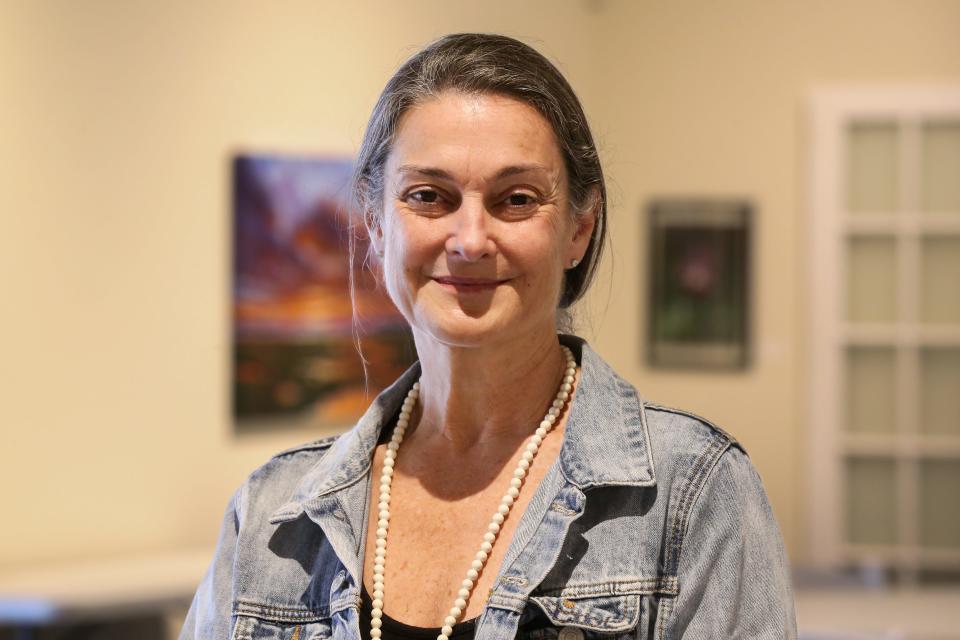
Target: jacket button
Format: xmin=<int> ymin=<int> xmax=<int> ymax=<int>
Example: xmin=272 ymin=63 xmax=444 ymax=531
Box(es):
xmin=558 ymin=627 xmax=584 ymax=640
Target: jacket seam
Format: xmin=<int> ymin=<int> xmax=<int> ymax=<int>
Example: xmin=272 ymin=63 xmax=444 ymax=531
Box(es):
xmin=664 ymin=433 xmax=732 ymax=577
xmin=271 ymin=435 xmax=339 ymax=460
xmin=233 ymin=598 xmax=330 ymax=623
xmin=643 ymin=403 xmax=743 ymax=451
xmin=534 ymin=576 xmax=678 ymax=598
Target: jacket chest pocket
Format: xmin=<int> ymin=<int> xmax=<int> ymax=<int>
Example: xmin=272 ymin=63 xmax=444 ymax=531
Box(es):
xmin=231 ymin=607 xmax=332 ymax=640
xmin=520 ymin=592 xmax=655 ymax=640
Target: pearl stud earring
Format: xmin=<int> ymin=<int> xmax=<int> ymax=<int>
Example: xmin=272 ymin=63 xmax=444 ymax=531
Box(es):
xmin=569 ymin=258 xmax=580 ymax=269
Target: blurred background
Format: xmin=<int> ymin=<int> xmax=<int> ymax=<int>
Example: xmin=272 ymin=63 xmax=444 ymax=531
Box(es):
xmin=1 ymin=1 xmax=958 ymax=638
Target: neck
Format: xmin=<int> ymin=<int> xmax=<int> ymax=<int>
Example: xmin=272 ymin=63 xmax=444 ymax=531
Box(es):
xmin=408 ymin=327 xmax=567 ymax=453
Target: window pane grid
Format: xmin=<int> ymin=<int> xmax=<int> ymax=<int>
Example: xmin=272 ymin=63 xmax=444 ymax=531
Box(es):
xmin=840 ymin=113 xmax=960 ymax=577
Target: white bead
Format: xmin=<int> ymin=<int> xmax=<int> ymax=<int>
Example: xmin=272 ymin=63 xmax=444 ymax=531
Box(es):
xmin=498 ymin=503 xmax=510 ymax=514
xmin=539 ymin=420 xmax=551 ymax=430
xmin=370 ymin=628 xmax=381 ymax=639
xmin=455 ymin=597 xmax=467 ymax=609
xmin=371 ymin=609 xmax=382 ymax=619
xmin=561 ymin=382 xmax=572 ymax=392
xmin=372 ymin=618 xmax=382 ymax=629
xmin=376 ymin=527 xmax=387 ymax=537
xmin=501 ymin=494 xmax=514 ymax=507
xmin=481 ymin=541 xmax=492 ymax=553
xmin=372 ymin=598 xmax=383 ymax=609
xmin=383 ymin=457 xmax=394 ymax=468
xmin=510 ymin=477 xmax=522 ymax=488
xmin=377 ymin=518 xmax=389 ymax=528
xmin=441 ymin=626 xmax=453 ymax=637
xmin=471 ymin=559 xmax=483 ymax=570
xmin=462 ymin=578 xmax=474 ymax=589
xmin=564 ymin=375 xmax=574 ymax=383
xmin=492 ymin=512 xmax=504 ymax=524
xmin=379 ymin=509 xmax=390 ymax=520
xmin=532 ymin=434 xmax=543 ymax=445
xmin=548 ymin=408 xmax=559 ymax=417
xmin=513 ymin=467 xmax=526 ymax=479
xmin=483 ymin=532 xmax=496 ymax=543
xmin=559 ymin=391 xmax=569 ymax=401
xmin=373 ymin=589 xmax=383 ymax=600
xmin=375 ymin=547 xmax=385 ymax=558
xmin=508 ymin=487 xmax=520 ymax=498
xmin=488 ymin=521 xmax=501 ymax=534
xmin=382 ymin=467 xmax=393 ymax=478
xmin=458 ymin=587 xmax=470 ymax=599
xmin=376 ymin=539 xmax=386 ymax=549
xmin=444 ymin=615 xmax=457 ymax=627
xmin=519 ymin=458 xmax=530 ymax=470
xmin=387 ymin=442 xmax=399 ymax=451
xmin=526 ymin=442 xmax=539 ymax=454
xmin=552 ymin=399 xmax=563 ymax=409
xmin=475 ymin=550 xmax=488 ymax=562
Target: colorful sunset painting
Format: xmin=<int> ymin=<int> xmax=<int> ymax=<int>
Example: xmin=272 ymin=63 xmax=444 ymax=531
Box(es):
xmin=232 ymin=154 xmax=415 ymax=429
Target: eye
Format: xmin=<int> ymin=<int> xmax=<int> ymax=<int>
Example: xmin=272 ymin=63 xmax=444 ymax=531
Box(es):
xmin=409 ymin=189 xmax=440 ymax=204
xmin=507 ymin=193 xmax=535 ymax=207
xmin=498 ymin=190 xmax=540 ymax=217
xmin=402 ymin=187 xmax=454 ymax=214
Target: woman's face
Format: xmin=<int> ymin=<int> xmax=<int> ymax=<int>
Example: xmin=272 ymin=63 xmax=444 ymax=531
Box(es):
xmin=374 ymin=91 xmax=594 ymax=348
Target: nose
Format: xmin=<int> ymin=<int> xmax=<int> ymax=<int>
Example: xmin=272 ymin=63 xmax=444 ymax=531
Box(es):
xmin=445 ymin=196 xmax=496 ymax=262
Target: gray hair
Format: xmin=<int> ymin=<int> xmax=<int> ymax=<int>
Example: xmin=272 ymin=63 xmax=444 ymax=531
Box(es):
xmin=352 ymin=32 xmax=607 ymax=311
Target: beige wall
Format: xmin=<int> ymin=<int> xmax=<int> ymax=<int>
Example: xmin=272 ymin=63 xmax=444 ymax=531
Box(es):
xmin=2 ymin=0 xmax=959 ymax=570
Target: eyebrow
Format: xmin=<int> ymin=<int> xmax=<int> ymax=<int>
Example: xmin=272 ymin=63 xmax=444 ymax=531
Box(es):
xmin=396 ymin=163 xmax=552 ymax=181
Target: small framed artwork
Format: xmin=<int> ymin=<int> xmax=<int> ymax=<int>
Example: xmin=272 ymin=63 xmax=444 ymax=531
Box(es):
xmin=232 ymin=153 xmax=416 ymax=432
xmin=647 ymin=199 xmax=751 ymax=369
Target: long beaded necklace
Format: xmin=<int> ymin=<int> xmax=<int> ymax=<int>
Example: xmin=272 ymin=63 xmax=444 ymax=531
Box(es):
xmin=369 ymin=345 xmax=577 ymax=640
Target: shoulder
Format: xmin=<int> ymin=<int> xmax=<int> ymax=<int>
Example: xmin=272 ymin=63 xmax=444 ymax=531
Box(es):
xmin=235 ymin=434 xmax=341 ymax=517
xmin=641 ymin=402 xmax=772 ymax=536
xmin=250 ymin=434 xmax=340 ymax=480
xmin=641 ymin=401 xmax=753 ymax=502
xmin=642 ymin=402 xmax=743 ymax=463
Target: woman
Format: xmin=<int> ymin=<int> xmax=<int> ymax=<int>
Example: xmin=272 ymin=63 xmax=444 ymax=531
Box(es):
xmin=182 ymin=34 xmax=795 ymax=640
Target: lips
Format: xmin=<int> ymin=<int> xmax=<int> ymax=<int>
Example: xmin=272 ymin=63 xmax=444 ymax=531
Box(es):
xmin=431 ymin=275 xmax=509 ymax=292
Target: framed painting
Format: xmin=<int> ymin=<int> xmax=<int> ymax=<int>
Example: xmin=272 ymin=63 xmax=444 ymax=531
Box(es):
xmin=232 ymin=154 xmax=415 ymax=431
xmin=647 ymin=199 xmax=751 ymax=369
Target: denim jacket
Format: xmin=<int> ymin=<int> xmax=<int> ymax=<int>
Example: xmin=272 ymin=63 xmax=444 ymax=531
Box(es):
xmin=181 ymin=336 xmax=796 ymax=639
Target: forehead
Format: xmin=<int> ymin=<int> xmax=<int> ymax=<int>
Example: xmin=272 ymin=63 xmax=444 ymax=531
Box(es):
xmin=387 ymin=91 xmax=564 ymax=179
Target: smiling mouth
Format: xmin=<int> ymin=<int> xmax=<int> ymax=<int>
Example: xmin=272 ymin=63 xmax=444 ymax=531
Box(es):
xmin=432 ymin=276 xmax=509 ymax=293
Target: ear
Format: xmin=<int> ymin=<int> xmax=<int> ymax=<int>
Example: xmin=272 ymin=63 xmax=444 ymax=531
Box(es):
xmin=569 ymin=186 xmax=599 ymax=258
xmin=365 ymin=211 xmax=385 ymax=260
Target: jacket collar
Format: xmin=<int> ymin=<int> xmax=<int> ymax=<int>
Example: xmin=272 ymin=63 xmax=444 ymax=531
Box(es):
xmin=270 ymin=335 xmax=656 ymax=524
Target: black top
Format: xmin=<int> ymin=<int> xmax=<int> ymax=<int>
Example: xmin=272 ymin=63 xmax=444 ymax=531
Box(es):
xmin=358 ymin=582 xmax=551 ymax=640
xmin=359 ymin=582 xmax=478 ymax=640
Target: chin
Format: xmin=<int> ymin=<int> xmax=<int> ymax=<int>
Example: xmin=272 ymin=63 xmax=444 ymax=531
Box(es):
xmin=411 ymin=309 xmax=520 ymax=349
